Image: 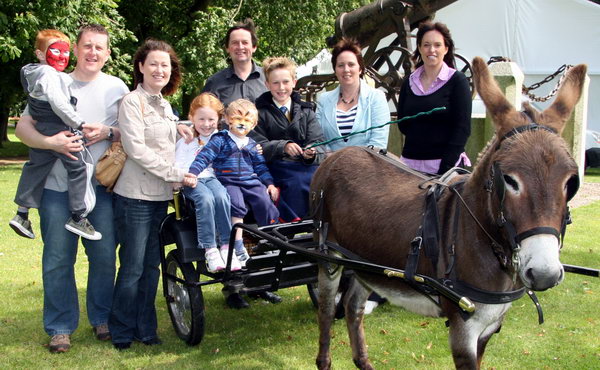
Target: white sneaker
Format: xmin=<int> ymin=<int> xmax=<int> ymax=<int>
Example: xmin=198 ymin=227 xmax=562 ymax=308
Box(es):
xmin=220 ymin=248 xmax=241 ymax=271
xmin=363 ymin=300 xmax=379 ymax=315
xmin=205 ymin=248 xmax=225 ymax=273
xmin=236 ymin=247 xmax=250 ymax=268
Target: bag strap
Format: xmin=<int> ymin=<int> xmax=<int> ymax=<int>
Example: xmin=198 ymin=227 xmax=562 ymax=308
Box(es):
xmin=138 ymin=93 xmax=145 ymax=116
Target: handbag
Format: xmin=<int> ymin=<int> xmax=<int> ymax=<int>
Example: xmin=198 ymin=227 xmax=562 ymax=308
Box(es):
xmin=95 ymin=140 xmax=126 ymax=191
xmin=94 ymin=93 xmax=146 ymax=191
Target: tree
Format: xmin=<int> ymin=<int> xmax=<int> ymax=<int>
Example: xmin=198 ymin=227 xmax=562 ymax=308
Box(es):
xmin=117 ymin=0 xmax=368 ymax=116
xmin=0 ymin=0 xmax=135 ymax=145
xmin=0 ymin=0 xmax=368 ymax=142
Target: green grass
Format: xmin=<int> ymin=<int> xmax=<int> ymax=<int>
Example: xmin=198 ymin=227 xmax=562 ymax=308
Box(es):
xmin=585 ymin=167 xmax=600 ymax=183
xmin=0 ymin=125 xmax=29 ymax=158
xmin=0 ymin=163 xmax=598 ymax=369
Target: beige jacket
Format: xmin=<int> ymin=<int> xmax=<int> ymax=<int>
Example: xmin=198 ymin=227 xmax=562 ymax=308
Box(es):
xmin=113 ymin=85 xmax=185 ymax=201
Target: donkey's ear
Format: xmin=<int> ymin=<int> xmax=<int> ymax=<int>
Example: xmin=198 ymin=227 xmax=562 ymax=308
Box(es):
xmin=538 ymin=64 xmax=587 ymax=135
xmin=472 ymin=57 xmax=521 ymax=136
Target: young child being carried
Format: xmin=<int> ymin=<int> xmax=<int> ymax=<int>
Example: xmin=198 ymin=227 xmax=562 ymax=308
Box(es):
xmin=174 ymin=93 xmax=242 ymax=273
xmin=9 ymin=29 xmax=100 ymax=241
xmin=251 ymin=56 xmax=326 ymax=222
xmin=186 ymin=98 xmax=279 ymax=267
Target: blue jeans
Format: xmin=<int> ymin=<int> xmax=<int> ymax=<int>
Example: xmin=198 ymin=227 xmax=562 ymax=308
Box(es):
xmin=39 ymin=186 xmax=116 ymax=336
xmin=183 ymin=177 xmax=232 ymax=248
xmin=109 ymin=194 xmax=166 ymax=343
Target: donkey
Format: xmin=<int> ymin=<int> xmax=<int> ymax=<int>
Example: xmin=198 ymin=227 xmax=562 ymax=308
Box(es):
xmin=310 ymin=57 xmax=587 ymax=369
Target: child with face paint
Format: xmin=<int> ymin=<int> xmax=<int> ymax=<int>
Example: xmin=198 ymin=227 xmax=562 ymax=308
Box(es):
xmin=9 ymin=29 xmax=101 ymax=241
xmin=187 ymin=98 xmax=280 ymax=270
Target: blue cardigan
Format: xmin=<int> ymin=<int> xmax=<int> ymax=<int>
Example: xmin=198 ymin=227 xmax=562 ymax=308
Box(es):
xmin=315 ymin=79 xmax=390 ymax=152
xmin=188 ymin=131 xmax=274 ymax=187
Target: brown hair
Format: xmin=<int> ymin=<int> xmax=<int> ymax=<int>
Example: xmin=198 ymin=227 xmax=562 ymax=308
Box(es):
xmin=412 ymin=21 xmax=456 ymax=69
xmin=76 ymin=24 xmax=109 ymax=47
xmin=188 ymin=92 xmax=225 ymax=135
xmin=35 ymin=29 xmax=70 ymax=53
xmin=224 ymin=18 xmax=258 ymax=48
xmin=262 ymin=56 xmax=297 ymax=81
xmin=225 ymin=99 xmax=258 ymax=122
xmin=133 ymin=38 xmax=181 ymax=96
xmin=330 ymin=37 xmax=364 ymax=77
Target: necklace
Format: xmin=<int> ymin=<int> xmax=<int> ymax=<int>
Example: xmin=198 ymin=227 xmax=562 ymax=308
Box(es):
xmin=340 ymin=87 xmax=359 ymax=104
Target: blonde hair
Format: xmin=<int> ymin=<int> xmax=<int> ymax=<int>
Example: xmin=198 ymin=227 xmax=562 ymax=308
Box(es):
xmin=262 ymin=56 xmax=297 ymax=81
xmin=189 ymin=92 xmax=225 ymax=121
xmin=225 ymin=99 xmax=258 ymax=122
xmin=35 ymin=29 xmax=70 ymax=52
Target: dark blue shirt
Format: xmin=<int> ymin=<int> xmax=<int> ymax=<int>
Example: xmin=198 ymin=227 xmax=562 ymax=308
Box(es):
xmin=201 ymin=61 xmax=267 ymax=106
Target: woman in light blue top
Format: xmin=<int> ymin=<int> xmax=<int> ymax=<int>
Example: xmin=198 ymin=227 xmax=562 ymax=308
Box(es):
xmin=316 ymin=38 xmax=390 ymax=152
xmin=315 ymin=38 xmax=390 ymax=314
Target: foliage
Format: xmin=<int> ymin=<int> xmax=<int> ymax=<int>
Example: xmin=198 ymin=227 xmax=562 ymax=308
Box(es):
xmin=0 ymin=0 xmax=136 ymax=144
xmin=118 ymin=0 xmax=368 ymax=115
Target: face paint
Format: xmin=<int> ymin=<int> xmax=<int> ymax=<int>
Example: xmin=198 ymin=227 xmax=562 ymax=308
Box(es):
xmin=46 ymin=41 xmax=70 ymax=72
xmin=227 ymin=113 xmax=257 ymax=138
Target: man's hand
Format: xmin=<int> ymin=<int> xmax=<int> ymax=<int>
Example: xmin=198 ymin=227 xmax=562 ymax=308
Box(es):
xmin=50 ymin=131 xmax=84 ymax=160
xmin=16 ymin=115 xmax=83 ymax=160
xmin=284 ymin=142 xmax=303 ymax=157
xmin=182 ymin=173 xmax=197 ymax=188
xmin=177 ymin=124 xmax=195 ymax=144
xmin=81 ymin=122 xmax=108 ymax=146
xmin=267 ymin=184 xmax=279 ymax=202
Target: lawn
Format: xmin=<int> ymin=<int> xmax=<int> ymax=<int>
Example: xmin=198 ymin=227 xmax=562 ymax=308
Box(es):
xmin=0 ymin=138 xmax=598 ymax=369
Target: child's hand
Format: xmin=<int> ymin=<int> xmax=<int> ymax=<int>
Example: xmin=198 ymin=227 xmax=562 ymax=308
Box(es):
xmin=177 ymin=124 xmax=195 ymax=144
xmin=256 ymin=143 xmax=263 ymax=155
xmin=172 ymin=182 xmax=183 ymax=190
xmin=182 ymin=173 xmax=197 ymax=188
xmin=267 ymin=185 xmax=279 ymax=202
xmin=284 ymin=142 xmax=303 ymax=157
xmin=302 ymin=147 xmax=316 ymax=159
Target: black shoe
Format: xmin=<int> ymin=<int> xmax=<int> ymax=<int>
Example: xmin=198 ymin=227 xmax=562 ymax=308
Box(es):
xmin=226 ymin=293 xmax=250 ymax=309
xmin=141 ymin=337 xmax=162 ymax=346
xmin=113 ymin=342 xmax=131 ymax=350
xmin=249 ymin=291 xmax=283 ymax=304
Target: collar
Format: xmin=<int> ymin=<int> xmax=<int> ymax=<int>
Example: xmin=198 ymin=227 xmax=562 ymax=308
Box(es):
xmin=272 ymin=98 xmax=291 ymax=112
xmin=225 ymin=61 xmax=261 ymax=79
xmin=227 ymin=130 xmax=249 ymax=148
xmin=136 ymin=83 xmax=164 ymax=102
xmin=412 ymin=62 xmax=454 ymax=83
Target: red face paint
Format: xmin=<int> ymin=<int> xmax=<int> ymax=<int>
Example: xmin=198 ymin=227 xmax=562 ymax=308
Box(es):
xmin=45 ymin=41 xmax=70 ymax=72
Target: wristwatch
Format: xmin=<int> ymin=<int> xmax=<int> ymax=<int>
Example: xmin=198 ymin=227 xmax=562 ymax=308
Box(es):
xmin=107 ymin=127 xmax=114 ymax=141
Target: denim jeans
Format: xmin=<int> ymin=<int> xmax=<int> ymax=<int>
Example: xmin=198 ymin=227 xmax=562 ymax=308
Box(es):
xmin=183 ymin=177 xmax=232 ymax=248
xmin=39 ymin=186 xmax=116 ymax=336
xmin=109 ymin=194 xmax=166 ymax=343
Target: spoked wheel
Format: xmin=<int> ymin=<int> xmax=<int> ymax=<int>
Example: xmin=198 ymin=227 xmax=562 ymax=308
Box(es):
xmin=307 ymin=280 xmax=346 ymax=319
xmin=165 ymin=250 xmax=205 ymax=345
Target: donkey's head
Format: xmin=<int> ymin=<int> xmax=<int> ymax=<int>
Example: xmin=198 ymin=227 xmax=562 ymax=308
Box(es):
xmin=472 ymin=57 xmax=587 ymax=290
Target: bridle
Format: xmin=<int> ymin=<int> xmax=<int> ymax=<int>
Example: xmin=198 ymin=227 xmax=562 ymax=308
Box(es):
xmin=484 ymin=123 xmax=580 ymax=272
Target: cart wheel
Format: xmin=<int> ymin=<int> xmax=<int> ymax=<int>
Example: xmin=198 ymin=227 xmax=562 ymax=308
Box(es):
xmin=165 ymin=250 xmax=205 ymax=345
xmin=307 ymin=282 xmax=345 ymax=319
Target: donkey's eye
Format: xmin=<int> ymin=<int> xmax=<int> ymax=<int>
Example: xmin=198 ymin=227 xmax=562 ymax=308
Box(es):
xmin=565 ymin=175 xmax=580 ymax=201
xmin=503 ymin=175 xmax=519 ymax=192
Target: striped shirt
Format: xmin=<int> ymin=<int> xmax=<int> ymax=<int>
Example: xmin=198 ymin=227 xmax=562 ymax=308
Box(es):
xmin=336 ymin=105 xmax=358 ymax=136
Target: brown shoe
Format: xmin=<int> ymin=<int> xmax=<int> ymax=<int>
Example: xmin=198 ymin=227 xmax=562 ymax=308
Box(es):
xmin=49 ymin=334 xmax=71 ymax=353
xmin=93 ymin=324 xmax=111 ymax=341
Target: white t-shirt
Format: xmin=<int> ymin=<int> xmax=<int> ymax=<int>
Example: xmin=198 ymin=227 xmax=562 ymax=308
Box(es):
xmin=174 ymin=131 xmax=216 ymax=179
xmin=43 ymin=72 xmax=128 ymax=191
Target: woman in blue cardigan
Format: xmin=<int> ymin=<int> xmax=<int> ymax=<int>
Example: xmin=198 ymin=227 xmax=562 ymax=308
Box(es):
xmin=316 ymin=38 xmax=390 ymax=152
xmin=315 ymin=38 xmax=390 ymax=314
